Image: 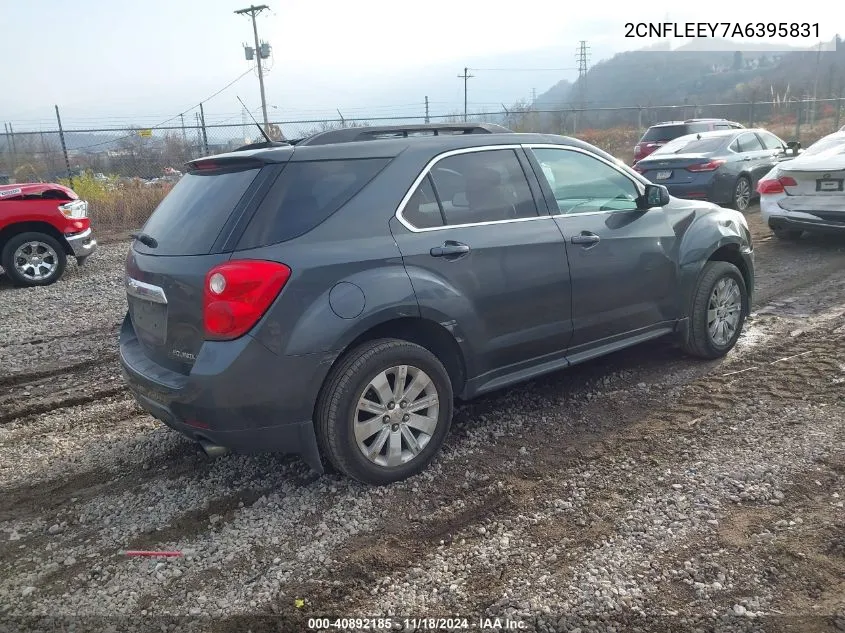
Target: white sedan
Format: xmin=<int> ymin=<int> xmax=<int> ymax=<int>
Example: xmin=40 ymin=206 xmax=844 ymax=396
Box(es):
xmin=757 ymin=128 xmax=845 ymax=240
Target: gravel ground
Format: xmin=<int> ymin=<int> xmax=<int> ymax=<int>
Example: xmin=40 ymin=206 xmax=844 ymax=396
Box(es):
xmin=1 ymin=209 xmax=844 ymax=633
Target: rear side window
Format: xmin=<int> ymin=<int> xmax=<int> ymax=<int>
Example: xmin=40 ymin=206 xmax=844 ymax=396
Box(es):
xmin=237 ymin=158 xmax=389 ymax=249
xmin=139 ymin=167 xmax=261 ymax=255
xmin=641 ymin=125 xmax=688 ymax=142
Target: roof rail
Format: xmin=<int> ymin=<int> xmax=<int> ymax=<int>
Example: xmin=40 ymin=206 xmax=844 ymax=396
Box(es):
xmin=296 ymin=123 xmax=512 ymax=146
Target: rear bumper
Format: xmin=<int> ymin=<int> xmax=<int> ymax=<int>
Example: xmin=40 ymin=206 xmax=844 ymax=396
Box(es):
xmin=761 ymin=195 xmax=845 ymax=234
xmin=663 ymin=174 xmax=735 ymax=205
xmin=65 ymin=227 xmax=97 ymax=260
xmin=768 ymin=215 xmax=845 ymax=234
xmin=118 ymin=314 xmax=327 ymax=473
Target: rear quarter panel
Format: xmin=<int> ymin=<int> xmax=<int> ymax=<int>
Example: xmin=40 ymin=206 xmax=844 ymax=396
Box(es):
xmin=245 ymin=154 xmax=428 ymax=360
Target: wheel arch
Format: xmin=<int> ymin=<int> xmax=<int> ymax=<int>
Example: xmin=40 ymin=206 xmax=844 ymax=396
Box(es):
xmin=318 ymin=316 xmax=468 ymax=405
xmin=707 ymin=242 xmax=752 ymax=299
xmin=0 ymin=222 xmax=71 ymax=255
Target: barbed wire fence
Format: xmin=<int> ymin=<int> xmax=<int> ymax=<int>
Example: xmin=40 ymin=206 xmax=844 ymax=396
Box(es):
xmin=1 ymin=97 xmax=842 ymax=228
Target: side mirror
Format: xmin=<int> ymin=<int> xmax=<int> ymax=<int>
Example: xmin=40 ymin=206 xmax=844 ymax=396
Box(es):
xmin=452 ymin=192 xmax=469 ymax=207
xmin=786 ymin=141 xmax=801 ymax=155
xmin=640 ymin=183 xmax=670 ymax=209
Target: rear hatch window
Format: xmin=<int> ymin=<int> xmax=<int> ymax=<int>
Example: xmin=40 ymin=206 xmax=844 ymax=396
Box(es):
xmin=641 ymin=125 xmax=689 ymax=143
xmin=136 ymin=164 xmax=262 ymax=256
xmin=236 ymin=158 xmax=390 ymax=250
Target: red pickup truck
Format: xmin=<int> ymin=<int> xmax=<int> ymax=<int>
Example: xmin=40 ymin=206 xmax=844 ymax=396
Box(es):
xmin=0 ymin=183 xmax=97 ymax=287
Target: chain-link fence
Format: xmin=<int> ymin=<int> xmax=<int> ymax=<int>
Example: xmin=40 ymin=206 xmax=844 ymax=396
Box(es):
xmin=2 ymin=98 xmax=842 ymax=228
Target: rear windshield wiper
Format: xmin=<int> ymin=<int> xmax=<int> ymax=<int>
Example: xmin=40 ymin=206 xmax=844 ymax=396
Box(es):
xmin=131 ymin=231 xmax=158 ymax=248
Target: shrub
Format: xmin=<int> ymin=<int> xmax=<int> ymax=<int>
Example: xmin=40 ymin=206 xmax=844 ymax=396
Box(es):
xmin=60 ymin=170 xmax=171 ymax=229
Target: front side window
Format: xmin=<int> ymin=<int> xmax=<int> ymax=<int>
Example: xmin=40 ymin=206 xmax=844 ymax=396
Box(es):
xmin=758 ymin=132 xmax=785 ymax=150
xmin=532 ymin=148 xmax=640 ymax=214
xmin=401 ymin=149 xmax=539 ymax=228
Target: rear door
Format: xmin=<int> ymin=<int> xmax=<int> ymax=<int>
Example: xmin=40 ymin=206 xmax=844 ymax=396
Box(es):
xmin=732 ymin=132 xmax=769 ymax=186
xmin=126 ymin=157 xmax=278 ymax=373
xmin=527 ymin=145 xmax=679 ymax=355
xmin=390 ymin=146 xmax=573 ymax=383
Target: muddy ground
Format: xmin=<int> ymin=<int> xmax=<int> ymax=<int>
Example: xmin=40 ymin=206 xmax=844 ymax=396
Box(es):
xmin=0 ymin=208 xmax=843 ymax=633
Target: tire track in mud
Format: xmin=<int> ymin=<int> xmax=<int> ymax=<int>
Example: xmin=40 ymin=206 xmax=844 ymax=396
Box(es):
xmin=0 ymin=354 xmax=116 ymax=389
xmin=248 ymin=315 xmax=845 ymax=620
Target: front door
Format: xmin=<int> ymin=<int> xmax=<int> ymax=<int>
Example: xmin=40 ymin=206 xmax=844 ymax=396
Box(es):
xmin=390 ymin=146 xmax=573 ymax=386
xmin=527 ymin=146 xmax=680 ymax=355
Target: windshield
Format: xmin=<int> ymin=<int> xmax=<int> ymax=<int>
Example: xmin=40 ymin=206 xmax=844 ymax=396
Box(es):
xmin=652 ymin=136 xmax=726 ymax=155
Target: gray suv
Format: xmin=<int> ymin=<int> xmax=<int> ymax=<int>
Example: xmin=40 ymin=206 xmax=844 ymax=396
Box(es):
xmin=120 ymin=123 xmax=754 ymax=485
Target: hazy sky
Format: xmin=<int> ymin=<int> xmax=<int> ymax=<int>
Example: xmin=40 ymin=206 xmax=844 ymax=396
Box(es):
xmin=1 ymin=0 xmax=840 ymax=130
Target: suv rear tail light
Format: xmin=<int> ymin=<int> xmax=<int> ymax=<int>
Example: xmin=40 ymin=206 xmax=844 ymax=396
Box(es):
xmin=687 ymin=159 xmax=726 ymax=172
xmin=757 ymin=175 xmax=797 ymax=195
xmin=203 ymin=260 xmax=291 ymax=340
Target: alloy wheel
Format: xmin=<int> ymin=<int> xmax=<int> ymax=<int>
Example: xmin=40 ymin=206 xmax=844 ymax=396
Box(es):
xmin=353 ymin=364 xmax=440 ymax=468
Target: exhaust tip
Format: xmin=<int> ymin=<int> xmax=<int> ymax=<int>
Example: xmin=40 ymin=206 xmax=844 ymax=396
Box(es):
xmin=199 ymin=439 xmax=230 ymax=458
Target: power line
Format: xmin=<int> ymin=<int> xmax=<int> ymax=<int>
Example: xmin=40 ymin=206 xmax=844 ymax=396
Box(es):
xmin=67 ymin=69 xmax=255 ymax=151
xmin=470 ymin=67 xmax=579 ymax=72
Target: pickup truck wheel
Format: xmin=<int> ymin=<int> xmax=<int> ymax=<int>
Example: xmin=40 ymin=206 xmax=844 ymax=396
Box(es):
xmin=1 ymin=232 xmax=67 ymax=287
xmin=316 ymin=339 xmax=453 ymax=485
xmin=682 ymin=261 xmax=748 ymax=359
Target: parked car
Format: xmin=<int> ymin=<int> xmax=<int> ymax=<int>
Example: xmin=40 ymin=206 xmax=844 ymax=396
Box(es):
xmin=757 ymin=129 xmax=845 ymax=239
xmin=0 ymin=183 xmax=97 ymax=286
xmin=120 ymin=123 xmax=754 ymax=485
xmin=633 ymin=119 xmax=744 ymax=163
xmin=632 ymin=128 xmax=798 ymax=211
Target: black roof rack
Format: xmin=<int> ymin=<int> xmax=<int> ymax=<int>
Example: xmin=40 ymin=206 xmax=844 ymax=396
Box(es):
xmin=296 ymin=123 xmax=512 ymax=146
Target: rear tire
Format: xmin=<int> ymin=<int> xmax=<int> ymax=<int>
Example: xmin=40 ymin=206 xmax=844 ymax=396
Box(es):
xmin=731 ymin=176 xmax=752 ymax=211
xmin=315 ymin=338 xmax=454 ymax=485
xmin=772 ymin=227 xmax=803 ymax=241
xmin=1 ymin=232 xmax=67 ymax=287
xmin=681 ymin=261 xmax=748 ymax=360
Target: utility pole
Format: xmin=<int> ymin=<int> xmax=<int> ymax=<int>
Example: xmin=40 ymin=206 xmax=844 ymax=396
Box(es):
xmin=54 ymin=105 xmax=73 ymax=187
xmin=458 ymin=67 xmax=474 ymax=122
xmin=235 ymin=4 xmax=271 ymax=135
xmin=3 ymin=123 xmax=16 ymax=177
xmin=811 ymin=42 xmax=822 ymax=126
xmin=198 ymin=103 xmax=210 ymax=154
xmin=425 ymin=96 xmax=430 ymax=124
xmin=531 ymin=88 xmax=537 ymax=105
xmin=180 ymin=113 xmax=188 ymax=144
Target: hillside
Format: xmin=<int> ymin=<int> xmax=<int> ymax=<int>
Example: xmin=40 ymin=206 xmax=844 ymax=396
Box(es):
xmin=533 ymin=36 xmax=845 ymax=118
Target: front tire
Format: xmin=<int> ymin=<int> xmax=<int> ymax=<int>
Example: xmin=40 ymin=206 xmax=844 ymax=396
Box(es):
xmin=1 ymin=232 xmax=67 ymax=287
xmin=682 ymin=261 xmax=748 ymax=359
xmin=315 ymin=339 xmax=454 ymax=485
xmin=731 ymin=176 xmax=752 ymax=211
